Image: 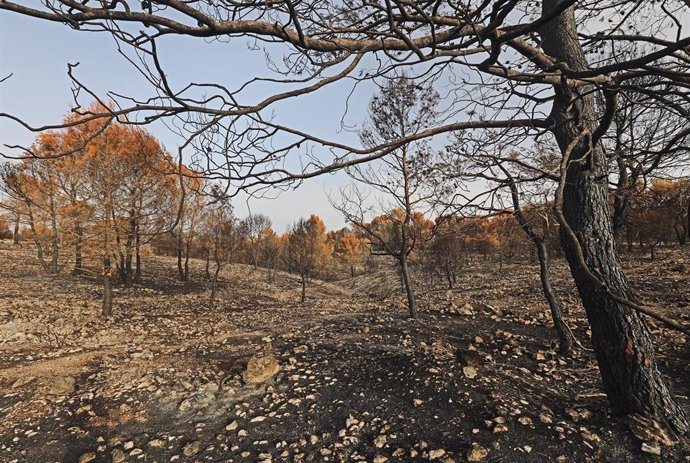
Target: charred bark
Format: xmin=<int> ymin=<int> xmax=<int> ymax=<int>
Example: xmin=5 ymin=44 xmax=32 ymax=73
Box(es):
xmin=12 ymin=214 xmax=20 ymax=245
xmin=503 ymin=174 xmax=575 ymax=355
xmin=102 ymin=253 xmax=113 ymax=316
xmin=399 ymin=254 xmax=418 ymax=319
xmin=49 ymin=193 xmax=59 ymax=274
xmin=300 ymin=274 xmax=307 ymax=304
xmin=535 ymin=239 xmax=574 ymax=355
xmin=73 ymin=221 xmax=83 ymax=275
xmin=135 ymin=223 xmax=142 ymax=282
xmin=541 ymin=0 xmax=689 ymax=432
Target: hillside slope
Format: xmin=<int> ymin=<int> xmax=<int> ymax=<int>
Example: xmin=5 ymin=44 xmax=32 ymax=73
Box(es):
xmin=1 ymin=243 xmax=689 ymax=462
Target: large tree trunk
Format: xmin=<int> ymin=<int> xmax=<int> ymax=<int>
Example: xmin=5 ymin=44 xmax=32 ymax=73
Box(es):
xmin=541 ymin=0 xmax=689 ymax=432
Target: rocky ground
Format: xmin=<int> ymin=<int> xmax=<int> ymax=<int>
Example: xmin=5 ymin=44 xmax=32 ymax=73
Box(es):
xmin=1 ymin=242 xmax=690 ymax=463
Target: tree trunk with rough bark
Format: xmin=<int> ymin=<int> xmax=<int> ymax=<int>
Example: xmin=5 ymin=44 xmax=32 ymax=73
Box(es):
xmin=184 ymin=242 xmax=191 ymax=280
xmin=135 ymin=223 xmax=142 ymax=282
xmin=176 ymin=229 xmax=186 ymax=281
xmin=541 ymin=0 xmax=689 ymax=433
xmin=209 ymin=245 xmax=221 ymax=308
xmin=505 ymin=176 xmax=575 ymax=355
xmin=102 ymin=192 xmax=114 ymax=317
xmin=300 ymin=274 xmax=307 ymax=304
xmin=27 ymin=208 xmax=49 ymax=272
xmin=535 ymin=239 xmax=574 ymax=355
xmin=73 ymin=222 xmax=83 ymax=275
xmin=399 ymin=254 xmax=417 ymax=319
xmin=49 ymin=194 xmax=59 ymax=274
xmin=13 ymin=214 xmax=20 ymax=245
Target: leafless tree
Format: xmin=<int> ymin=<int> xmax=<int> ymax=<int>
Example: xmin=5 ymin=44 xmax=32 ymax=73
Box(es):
xmin=203 ymin=185 xmax=237 ymax=308
xmin=332 ymin=75 xmax=439 ymax=319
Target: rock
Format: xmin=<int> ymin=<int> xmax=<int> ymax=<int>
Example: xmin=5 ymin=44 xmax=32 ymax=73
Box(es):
xmin=581 ymin=429 xmax=600 ymax=443
xmin=111 ymin=449 xmax=126 ymax=463
xmin=625 ymin=413 xmax=676 ymax=446
xmin=413 ymin=399 xmax=424 ymax=407
xmin=124 ymin=441 xmax=135 ymax=450
xmin=641 ymin=442 xmax=662 ymax=456
xmin=130 ymin=350 xmax=153 ymax=360
xmin=78 ymin=453 xmax=96 ymax=463
xmin=518 ymin=417 xmax=533 ymax=426
xmin=243 ymin=354 xmax=280 ymax=384
xmin=392 ymin=448 xmax=406 ymax=457
xmin=457 ymin=349 xmax=483 ymax=367
xmin=373 ymin=455 xmax=387 ymax=463
xmin=178 ymin=398 xmax=192 ymax=412
xmin=538 ymin=413 xmax=553 ymax=424
xmin=467 ymin=443 xmax=488 ymax=462
xmin=462 ymin=366 xmax=478 ymax=379
xmin=251 ymin=416 xmax=267 ymax=422
xmin=225 ymin=420 xmax=238 ymax=431
xmin=49 ymin=376 xmax=75 ymax=395
xmin=183 ymin=441 xmax=201 ymax=457
xmin=374 ymin=435 xmax=386 ymax=448
xmin=457 ymin=302 xmax=475 ymax=315
xmin=148 ymin=438 xmax=165 ymax=448
xmin=12 ymin=376 xmax=35 ymax=389
xmin=429 ymin=449 xmax=446 ymax=460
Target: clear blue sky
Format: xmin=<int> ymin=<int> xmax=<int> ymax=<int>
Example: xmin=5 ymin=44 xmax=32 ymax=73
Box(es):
xmin=0 ymin=12 xmax=380 ymax=231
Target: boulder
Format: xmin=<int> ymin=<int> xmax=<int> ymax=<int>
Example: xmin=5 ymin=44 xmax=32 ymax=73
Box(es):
xmin=48 ymin=376 xmax=75 ymax=395
xmin=243 ymin=354 xmax=279 ymax=384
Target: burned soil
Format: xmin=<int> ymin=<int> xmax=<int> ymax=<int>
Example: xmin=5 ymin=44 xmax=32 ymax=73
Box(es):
xmin=1 ymin=243 xmax=690 ymax=463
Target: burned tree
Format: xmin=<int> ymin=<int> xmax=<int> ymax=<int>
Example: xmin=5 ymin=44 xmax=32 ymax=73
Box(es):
xmin=333 ymin=76 xmax=439 ymax=319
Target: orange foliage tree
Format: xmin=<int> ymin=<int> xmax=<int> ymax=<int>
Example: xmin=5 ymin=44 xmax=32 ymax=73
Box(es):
xmin=286 ymin=214 xmax=331 ymax=303
xmin=329 ymin=229 xmax=365 ymax=278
